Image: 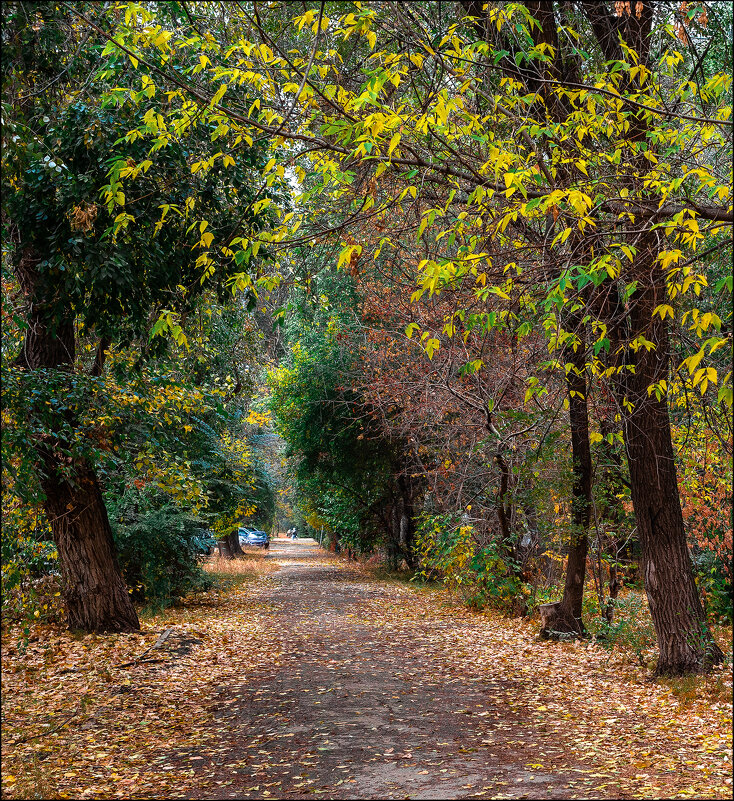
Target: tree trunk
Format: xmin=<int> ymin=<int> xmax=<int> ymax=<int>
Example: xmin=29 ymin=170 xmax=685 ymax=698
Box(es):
xmin=493 ymin=450 xmax=518 ymax=565
xmin=604 ymin=557 xmax=621 ymax=624
xmin=217 ymin=539 xmax=233 ymax=559
xmin=37 ymin=448 xmax=140 ymax=633
xmin=616 ymin=235 xmax=723 ymax=674
xmin=397 ymin=476 xmax=416 ymax=568
xmin=580 ymin=0 xmax=720 ymax=675
xmin=390 ymin=500 xmax=400 ymax=570
xmin=228 ymin=530 xmax=244 ymax=556
xmin=14 ymin=247 xmax=139 ymax=633
xmin=541 ymin=328 xmax=592 ymax=637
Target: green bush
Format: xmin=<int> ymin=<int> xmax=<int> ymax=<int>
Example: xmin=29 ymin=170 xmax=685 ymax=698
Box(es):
xmin=414 ymin=514 xmax=523 ymax=611
xmin=1 ymin=512 xmax=59 ymax=624
xmin=587 ymin=593 xmax=657 ymax=666
xmin=108 ymin=490 xmax=213 ymax=611
xmin=524 ymin=584 xmax=559 ymax=617
xmin=692 ymin=550 xmax=733 ymax=624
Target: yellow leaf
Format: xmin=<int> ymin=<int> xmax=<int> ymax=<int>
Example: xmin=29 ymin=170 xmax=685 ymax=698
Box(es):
xmin=653 ymin=304 xmax=674 ymax=320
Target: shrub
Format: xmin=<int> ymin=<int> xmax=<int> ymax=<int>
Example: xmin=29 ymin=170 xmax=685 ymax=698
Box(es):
xmin=108 ymin=490 xmax=213 ymax=611
xmin=693 ymin=549 xmax=733 ymax=624
xmin=587 ymin=593 xmax=657 ymax=667
xmin=414 ymin=514 xmax=522 ymax=611
xmin=1 ymin=507 xmax=59 ymax=624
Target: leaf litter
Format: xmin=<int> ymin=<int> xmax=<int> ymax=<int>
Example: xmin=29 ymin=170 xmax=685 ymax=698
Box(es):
xmin=1 ymin=541 xmax=731 ymax=800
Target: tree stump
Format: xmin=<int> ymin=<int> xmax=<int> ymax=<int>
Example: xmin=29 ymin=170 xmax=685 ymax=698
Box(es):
xmin=539 ymin=602 xmax=562 ymax=632
xmin=228 ymin=530 xmax=244 ymax=556
xmin=539 ymin=601 xmax=582 ymax=639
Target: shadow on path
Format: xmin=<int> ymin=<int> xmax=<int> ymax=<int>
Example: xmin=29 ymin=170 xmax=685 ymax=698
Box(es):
xmin=185 ymin=539 xmax=619 ymax=800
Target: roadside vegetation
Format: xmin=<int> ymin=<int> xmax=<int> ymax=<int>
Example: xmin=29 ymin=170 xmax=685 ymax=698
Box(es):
xmin=1 ymin=1 xmax=732 ymax=795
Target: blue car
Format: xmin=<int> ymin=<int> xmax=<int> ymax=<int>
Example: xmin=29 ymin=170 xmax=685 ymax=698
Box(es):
xmin=239 ymin=528 xmax=270 ymax=548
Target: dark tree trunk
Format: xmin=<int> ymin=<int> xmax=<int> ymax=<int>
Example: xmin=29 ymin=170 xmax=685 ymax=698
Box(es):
xmin=572 ymin=0 xmax=718 ymax=674
xmin=397 ymin=476 xmax=416 ymax=568
xmin=605 ymin=558 xmax=621 ymax=623
xmin=493 ymin=446 xmax=526 ymax=616
xmin=217 ymin=539 xmax=233 ymax=559
xmin=14 ymin=248 xmax=139 ymax=633
xmin=619 ymin=237 xmax=723 ymax=674
xmin=90 ymin=336 xmax=111 ymax=377
xmin=228 ymin=530 xmax=244 ymax=556
xmin=597 ymin=417 xmax=625 ymax=622
xmin=541 ymin=326 xmax=592 ymax=637
xmin=388 ymin=499 xmax=401 ymax=570
xmin=493 ymin=448 xmax=521 ymax=574
xmin=37 ymin=449 xmax=140 ymax=633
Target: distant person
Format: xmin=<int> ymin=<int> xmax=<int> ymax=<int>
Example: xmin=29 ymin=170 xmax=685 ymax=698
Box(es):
xmin=291 ymin=528 xmax=298 ymax=539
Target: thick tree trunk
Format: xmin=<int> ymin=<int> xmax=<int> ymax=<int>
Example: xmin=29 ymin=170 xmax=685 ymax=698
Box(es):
xmin=15 ymin=247 xmax=139 ymax=633
xmin=617 ymin=236 xmax=723 ymax=674
xmin=228 ymin=530 xmax=244 ymax=556
xmin=580 ymin=0 xmax=719 ymax=675
xmin=37 ymin=449 xmax=140 ymax=633
xmin=625 ymin=390 xmax=722 ymax=673
xmin=216 ymin=539 xmax=233 ymax=558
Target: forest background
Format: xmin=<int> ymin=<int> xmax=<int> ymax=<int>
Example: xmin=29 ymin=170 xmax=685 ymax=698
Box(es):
xmin=1 ymin=0 xmax=732 ymax=680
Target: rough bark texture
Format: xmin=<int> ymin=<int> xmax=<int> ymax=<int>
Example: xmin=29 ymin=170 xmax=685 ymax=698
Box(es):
xmin=461 ymin=0 xmax=722 ymax=672
xmin=619 ymin=236 xmax=723 ymax=674
xmin=37 ymin=451 xmax=140 ymax=633
xmin=217 ymin=539 xmax=234 ymax=559
xmin=15 ymin=247 xmax=139 ymax=633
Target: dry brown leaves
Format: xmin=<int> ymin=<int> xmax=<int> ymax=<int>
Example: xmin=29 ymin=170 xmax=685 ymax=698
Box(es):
xmin=1 ymin=543 xmax=731 ymax=800
xmin=1 ymin=550 xmax=282 ymax=800
xmin=351 ymin=584 xmax=732 ymax=799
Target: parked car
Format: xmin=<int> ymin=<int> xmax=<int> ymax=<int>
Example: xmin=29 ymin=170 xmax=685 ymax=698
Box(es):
xmin=240 ymin=528 xmax=270 ymax=548
xmin=192 ymin=529 xmax=217 ymax=556
xmin=238 ymin=526 xmax=255 ymax=546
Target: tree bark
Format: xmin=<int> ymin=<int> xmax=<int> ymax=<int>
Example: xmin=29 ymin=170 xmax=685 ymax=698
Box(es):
xmin=37 ymin=449 xmax=140 ymax=632
xmin=228 ymin=530 xmax=244 ymax=556
xmin=493 ymin=448 xmax=522 ymax=572
xmin=541 ymin=323 xmax=592 ymax=637
xmin=14 ymin=247 xmax=139 ymax=633
xmin=576 ymin=0 xmax=723 ymax=673
xmin=216 ymin=539 xmax=233 ymax=559
xmin=617 ymin=236 xmax=723 ymax=674
xmin=397 ymin=476 xmax=416 ymax=568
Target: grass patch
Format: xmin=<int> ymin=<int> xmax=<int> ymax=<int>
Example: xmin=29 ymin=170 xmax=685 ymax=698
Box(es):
xmin=658 ymin=657 xmax=733 ymax=709
xmin=202 ymin=549 xmax=278 ymax=580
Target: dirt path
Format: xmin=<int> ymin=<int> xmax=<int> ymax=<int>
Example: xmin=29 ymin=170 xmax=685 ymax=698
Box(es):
xmin=184 ymin=539 xmax=618 ymax=800
xmin=2 ymin=539 xmax=730 ymax=799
